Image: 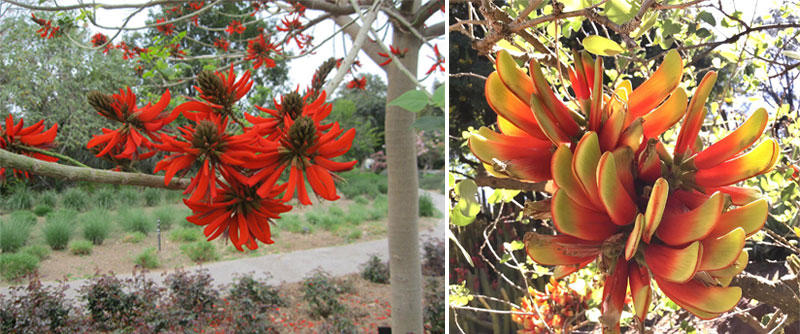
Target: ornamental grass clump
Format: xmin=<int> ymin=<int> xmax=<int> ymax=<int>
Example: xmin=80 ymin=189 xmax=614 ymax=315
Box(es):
xmin=471 ymin=49 xmax=779 ymax=330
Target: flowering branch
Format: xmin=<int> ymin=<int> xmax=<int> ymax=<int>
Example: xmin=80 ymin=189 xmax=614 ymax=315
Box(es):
xmin=8 ymin=144 xmax=89 ymax=168
xmin=0 ymin=149 xmax=190 ymax=190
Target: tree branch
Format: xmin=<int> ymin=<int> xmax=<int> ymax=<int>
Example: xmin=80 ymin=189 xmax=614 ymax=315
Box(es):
xmin=731 ymin=272 xmax=800 ymax=324
xmin=323 ymin=3 xmax=379 ymax=94
xmin=422 ymin=21 xmax=445 ymax=38
xmin=412 ymin=0 xmax=443 ymax=27
xmin=0 ymin=149 xmax=189 ymax=190
xmin=474 ymin=173 xmax=547 ymax=192
xmin=296 ymin=0 xmax=373 ymax=15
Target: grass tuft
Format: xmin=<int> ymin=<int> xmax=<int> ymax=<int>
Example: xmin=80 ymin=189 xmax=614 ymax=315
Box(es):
xmin=0 ymin=220 xmax=32 ymax=253
xmin=68 ymin=240 xmax=93 ymax=256
xmin=82 ymin=210 xmax=111 ymax=245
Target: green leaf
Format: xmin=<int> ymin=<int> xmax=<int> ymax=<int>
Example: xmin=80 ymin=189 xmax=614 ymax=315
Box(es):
xmin=697 ymin=11 xmax=716 ymax=26
xmin=783 ymin=50 xmax=800 ymax=61
xmin=413 ymin=115 xmax=444 ymax=132
xmin=432 ymin=85 xmax=445 ymax=110
xmin=452 ymin=179 xmax=481 ymax=226
xmin=582 ymin=35 xmax=625 ymax=56
xmin=388 ymin=89 xmax=429 ymax=113
xmin=487 ymin=188 xmax=521 ymax=204
xmin=509 ymin=240 xmax=525 ymax=251
xmin=447 ymin=229 xmax=474 ymax=267
xmin=604 ymin=0 xmax=639 ymax=25
xmin=631 ymin=12 xmax=657 ymax=39
xmin=696 ymin=28 xmax=711 ymax=38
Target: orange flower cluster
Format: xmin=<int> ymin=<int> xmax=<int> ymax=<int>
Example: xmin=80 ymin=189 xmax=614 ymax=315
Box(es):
xmin=0 ymin=115 xmax=59 ymax=180
xmin=82 ymin=65 xmax=356 ymax=251
xmin=511 ymin=277 xmax=591 ymax=334
xmin=472 ymin=49 xmax=779 ymax=330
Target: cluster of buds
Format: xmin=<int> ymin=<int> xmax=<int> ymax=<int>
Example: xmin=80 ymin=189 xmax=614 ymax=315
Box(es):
xmin=470 ymin=49 xmax=779 ymax=331
xmin=511 ymin=277 xmax=592 ymax=334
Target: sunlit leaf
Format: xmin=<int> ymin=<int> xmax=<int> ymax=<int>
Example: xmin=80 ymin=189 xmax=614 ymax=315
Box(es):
xmin=583 ymin=35 xmax=625 ymax=56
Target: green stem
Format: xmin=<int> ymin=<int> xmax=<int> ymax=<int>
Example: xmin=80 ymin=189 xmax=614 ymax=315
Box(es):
xmin=11 ymin=144 xmax=90 ymax=168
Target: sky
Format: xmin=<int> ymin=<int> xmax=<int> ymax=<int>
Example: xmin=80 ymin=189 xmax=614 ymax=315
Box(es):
xmin=86 ymin=1 xmax=446 ymax=92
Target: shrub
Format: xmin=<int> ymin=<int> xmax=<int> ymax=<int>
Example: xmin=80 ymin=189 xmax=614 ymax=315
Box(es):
xmin=366 ymin=195 xmax=388 ymax=221
xmin=69 ymin=240 xmax=93 ymax=256
xmin=277 ymin=214 xmax=304 ymax=233
xmin=118 ymin=209 xmax=154 ymax=234
xmin=346 ymin=203 xmax=369 ymax=225
xmin=47 ymin=208 xmax=78 ymax=223
xmin=80 ymin=273 xmax=156 ymax=331
xmin=82 ymin=210 xmax=111 ymax=245
xmin=302 ymin=269 xmax=345 ymax=318
xmin=320 ymin=317 xmax=359 ymax=334
xmin=163 ymin=189 xmax=184 ymax=203
xmin=62 ymin=188 xmax=90 ymax=211
xmin=153 ymin=205 xmax=178 ymax=230
xmin=43 ymin=218 xmax=73 ymax=250
xmin=422 ymin=238 xmax=445 ymax=276
xmin=33 ymin=204 xmax=53 ymax=217
xmin=20 ymin=245 xmax=50 ymax=260
xmin=122 ymin=232 xmax=146 ymax=243
xmin=229 ymin=273 xmax=285 ymax=312
xmin=134 ymin=248 xmax=160 ymax=269
xmin=306 ymin=209 xmax=345 ymax=231
xmin=169 ymin=227 xmax=203 ymax=242
xmin=338 ymin=171 xmax=383 ymax=199
xmin=353 ymin=195 xmax=369 ymax=205
xmin=0 ymin=220 xmax=31 ymax=253
xmin=4 ymin=189 xmax=34 ymax=211
xmin=424 ymin=277 xmax=445 ymax=334
xmin=0 ymin=253 xmax=39 ymax=281
xmin=118 ymin=187 xmax=140 ymax=205
xmin=10 ymin=210 xmax=37 ymax=225
xmin=420 ymin=171 xmax=445 ymax=192
xmin=38 ymin=190 xmax=58 ymax=207
xmin=419 ymin=194 xmax=438 ymax=217
xmin=181 ymin=241 xmax=218 ymax=262
xmin=142 ymin=188 xmax=161 ymax=206
xmin=164 ymin=269 xmax=219 ymax=313
xmin=341 ymin=228 xmax=362 ymax=241
xmin=360 ymin=255 xmax=390 ymax=284
xmin=0 ymin=277 xmax=85 ymax=332
xmin=94 ymin=188 xmax=117 ymax=210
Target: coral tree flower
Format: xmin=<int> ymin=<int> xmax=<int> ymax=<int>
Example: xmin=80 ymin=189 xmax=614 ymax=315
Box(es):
xmin=377 ymin=45 xmax=408 ymax=66
xmin=86 ymin=87 xmax=176 ymax=160
xmin=346 ymin=76 xmax=367 ymax=90
xmin=245 ymin=34 xmax=280 ymax=69
xmin=473 ymin=49 xmax=779 ymax=331
xmin=426 ymin=44 xmax=445 ymax=75
xmin=0 ymin=115 xmax=59 ymax=180
xmin=226 ymin=20 xmax=246 ymax=34
xmin=184 ymin=175 xmax=291 ymax=251
xmin=213 ymin=37 xmax=230 ymax=51
xmin=245 ymin=91 xmax=356 ymax=205
xmin=156 ymin=18 xmax=175 ymax=35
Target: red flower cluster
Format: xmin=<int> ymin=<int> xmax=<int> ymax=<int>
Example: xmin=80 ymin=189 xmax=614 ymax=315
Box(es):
xmin=512 ymin=277 xmax=592 ymax=334
xmin=378 ymin=45 xmax=408 ymax=66
xmin=156 ymin=18 xmax=176 ymax=35
xmin=346 ymin=77 xmax=367 ymax=90
xmin=245 ymin=34 xmax=280 ymax=69
xmin=30 ymin=13 xmax=59 ymax=39
xmin=426 ymin=44 xmax=445 ymax=75
xmin=91 ymin=33 xmax=113 ymax=53
xmin=0 ymin=115 xmax=59 ymax=180
xmin=214 ymin=37 xmax=230 ymax=51
xmin=277 ymin=15 xmax=310 ymax=48
xmin=86 ymin=87 xmax=177 ymax=161
xmin=226 ymin=20 xmax=246 ymax=34
xmin=189 ymin=1 xmax=205 ymax=10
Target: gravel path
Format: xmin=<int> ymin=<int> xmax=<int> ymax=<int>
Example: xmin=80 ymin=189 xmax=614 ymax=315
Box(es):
xmin=1 ymin=189 xmax=446 ymax=300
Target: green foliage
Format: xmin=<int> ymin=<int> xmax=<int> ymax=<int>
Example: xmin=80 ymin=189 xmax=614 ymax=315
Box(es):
xmin=181 ymin=241 xmax=219 ymax=262
xmin=338 ymin=171 xmax=387 ymax=199
xmin=0 ymin=252 xmax=39 ymax=281
xmin=366 ymin=194 xmax=388 ymax=221
xmin=424 ymin=278 xmax=445 ymax=334
xmin=118 ymin=187 xmax=140 ymax=206
xmin=353 ymin=196 xmax=369 ymax=205
xmin=142 ymin=188 xmax=161 ymax=206
xmin=38 ymin=191 xmax=58 ymax=208
xmin=329 ymin=98 xmax=382 ymax=162
xmin=4 ymin=189 xmax=34 ymax=211
xmin=338 ymin=228 xmax=362 ymax=242
xmin=277 ymin=214 xmax=309 ymax=234
xmin=62 ymin=188 xmax=90 ymax=211
xmin=305 ymin=209 xmax=346 ymax=231
xmin=169 ymin=227 xmax=203 ymax=243
xmin=118 ymin=209 xmax=154 ymax=235
xmin=43 ymin=218 xmax=73 ymax=250
xmin=33 ymin=204 xmax=53 ymax=217
xmin=229 ymin=273 xmax=285 ymax=310
xmin=82 ymin=210 xmax=111 ymax=245
xmin=360 ymin=255 xmax=390 ymax=284
xmin=123 ymin=232 xmax=146 ymax=243
xmin=134 ymin=248 xmax=160 ymax=269
xmin=0 ymin=220 xmax=32 ymax=253
xmin=47 ymin=208 xmax=79 ymax=223
xmin=153 ymin=205 xmax=178 ymax=230
xmin=302 ymin=269 xmax=346 ymax=318
xmin=94 ymin=187 xmax=117 ymax=209
xmin=9 ymin=210 xmax=37 ymax=225
xmin=420 ymin=171 xmax=445 ymax=192
xmin=320 ymin=317 xmax=359 ymax=334
xmin=68 ymin=240 xmax=93 ymax=256
xmin=419 ymin=194 xmax=438 ymax=217
xmin=345 ymin=203 xmax=368 ymax=225
xmin=20 ymin=245 xmax=50 ymax=260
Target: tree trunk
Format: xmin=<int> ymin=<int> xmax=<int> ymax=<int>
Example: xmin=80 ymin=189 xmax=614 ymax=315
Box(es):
xmin=385 ymin=28 xmax=424 ymax=334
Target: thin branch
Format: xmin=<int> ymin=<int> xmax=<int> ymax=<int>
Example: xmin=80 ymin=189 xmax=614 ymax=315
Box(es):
xmin=323 ymin=2 xmax=380 ymax=94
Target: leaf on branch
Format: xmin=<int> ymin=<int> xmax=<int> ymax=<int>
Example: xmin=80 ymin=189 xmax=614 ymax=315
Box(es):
xmin=388 ymin=89 xmax=429 ymax=113
xmin=604 ymin=0 xmax=640 ymax=25
xmin=583 ymin=35 xmax=625 ymax=56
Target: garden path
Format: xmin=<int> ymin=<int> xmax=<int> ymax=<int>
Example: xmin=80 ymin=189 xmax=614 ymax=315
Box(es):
xmin=0 ymin=189 xmax=445 ymax=300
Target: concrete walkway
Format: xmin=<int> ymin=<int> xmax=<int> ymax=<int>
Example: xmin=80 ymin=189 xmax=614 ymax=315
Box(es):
xmin=1 ymin=189 xmax=446 ymax=300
